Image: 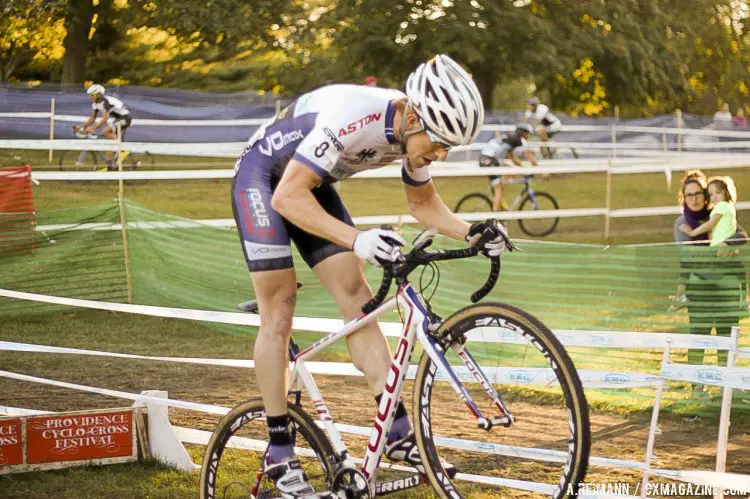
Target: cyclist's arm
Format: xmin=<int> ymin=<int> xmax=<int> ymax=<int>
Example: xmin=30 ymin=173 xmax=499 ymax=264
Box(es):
xmin=524 ymin=149 xmax=538 ymax=166
xmin=404 ymin=180 xmax=471 ymax=241
xmin=509 ymin=152 xmax=523 ymax=166
xmin=90 ymin=110 xmax=110 ymax=132
xmin=271 ymin=160 xmax=359 ymax=249
xmin=77 ymin=112 xmax=96 ymax=131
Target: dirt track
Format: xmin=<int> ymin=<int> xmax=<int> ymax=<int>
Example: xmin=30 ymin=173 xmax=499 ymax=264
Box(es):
xmin=2 ymin=351 xmax=750 ymax=497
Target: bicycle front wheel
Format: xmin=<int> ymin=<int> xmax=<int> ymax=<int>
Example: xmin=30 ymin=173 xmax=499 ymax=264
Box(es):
xmin=518 ymin=191 xmax=559 ymax=237
xmin=454 ymin=193 xmax=492 ymax=213
xmin=199 ymin=397 xmax=335 ymax=499
xmin=412 ymin=303 xmax=590 ymax=499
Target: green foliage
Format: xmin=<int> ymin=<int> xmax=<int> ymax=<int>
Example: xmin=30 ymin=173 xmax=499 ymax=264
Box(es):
xmin=2 ymin=0 xmax=749 ymax=115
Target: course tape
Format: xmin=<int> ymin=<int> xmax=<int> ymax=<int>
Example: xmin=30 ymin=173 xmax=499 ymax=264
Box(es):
xmin=0 ymin=341 xmax=662 ymax=389
xmin=32 ymin=200 xmax=750 ymax=231
xmin=1 ymin=367 xmax=745 ymax=493
xmin=0 ymin=368 xmax=646 ymax=477
xmin=25 ymin=154 xmax=750 ymax=180
xmin=4 ymin=112 xmax=750 ymax=138
xmin=660 ymin=363 xmax=750 ymax=390
xmin=0 ymin=288 xmax=737 ymax=351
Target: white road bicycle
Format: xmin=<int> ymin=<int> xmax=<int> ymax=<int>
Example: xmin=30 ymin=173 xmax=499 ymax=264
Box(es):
xmin=199 ymin=229 xmax=590 ymax=499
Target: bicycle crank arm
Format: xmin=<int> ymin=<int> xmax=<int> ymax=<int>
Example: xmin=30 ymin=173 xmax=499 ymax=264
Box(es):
xmin=477 ymin=415 xmax=514 ymax=430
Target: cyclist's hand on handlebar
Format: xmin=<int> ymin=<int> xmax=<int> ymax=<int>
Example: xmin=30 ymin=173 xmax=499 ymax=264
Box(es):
xmin=466 ymin=219 xmax=515 ymax=257
xmin=353 ymin=228 xmax=405 ymax=267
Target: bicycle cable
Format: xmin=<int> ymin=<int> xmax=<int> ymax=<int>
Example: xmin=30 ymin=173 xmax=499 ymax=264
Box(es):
xmin=418 ymin=260 xmax=440 ymax=305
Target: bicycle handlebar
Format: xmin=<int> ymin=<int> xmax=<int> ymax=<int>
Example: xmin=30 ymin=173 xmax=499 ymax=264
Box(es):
xmin=361 ymin=235 xmax=503 ymax=314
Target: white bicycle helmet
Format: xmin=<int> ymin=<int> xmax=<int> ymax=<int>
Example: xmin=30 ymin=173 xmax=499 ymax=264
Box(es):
xmin=87 ymin=84 xmax=105 ymax=96
xmin=405 ymin=55 xmax=484 ymax=146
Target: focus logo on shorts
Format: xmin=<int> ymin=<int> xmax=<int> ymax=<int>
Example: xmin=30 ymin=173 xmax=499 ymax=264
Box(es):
xmin=245 ymin=188 xmax=269 ymax=227
xmin=259 ymin=129 xmax=304 ymax=157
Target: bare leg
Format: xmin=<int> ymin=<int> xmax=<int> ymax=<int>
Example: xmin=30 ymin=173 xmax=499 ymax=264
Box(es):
xmin=100 ymin=127 xmax=117 ymax=162
xmin=250 ymin=268 xmax=298 ymax=416
xmin=313 ymin=252 xmax=392 ymax=394
xmin=492 ymin=181 xmax=505 ymax=211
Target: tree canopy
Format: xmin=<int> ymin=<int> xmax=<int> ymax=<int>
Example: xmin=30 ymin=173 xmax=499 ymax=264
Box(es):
xmin=1 ymin=0 xmax=748 ymax=117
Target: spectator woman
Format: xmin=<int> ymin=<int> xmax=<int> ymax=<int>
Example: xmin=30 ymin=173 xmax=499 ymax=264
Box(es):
xmin=673 ymin=170 xmax=748 ymax=368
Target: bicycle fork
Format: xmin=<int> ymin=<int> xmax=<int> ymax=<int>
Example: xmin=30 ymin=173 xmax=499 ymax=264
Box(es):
xmin=418 ymin=328 xmax=514 ymax=430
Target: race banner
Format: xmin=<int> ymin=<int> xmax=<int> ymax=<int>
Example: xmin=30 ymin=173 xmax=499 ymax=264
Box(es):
xmin=0 ymin=408 xmax=137 ymax=474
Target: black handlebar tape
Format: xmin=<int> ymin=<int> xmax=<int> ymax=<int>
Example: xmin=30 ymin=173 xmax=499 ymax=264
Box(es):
xmin=471 ymin=256 xmax=501 ymax=303
xmin=362 ymin=266 xmax=393 ymax=314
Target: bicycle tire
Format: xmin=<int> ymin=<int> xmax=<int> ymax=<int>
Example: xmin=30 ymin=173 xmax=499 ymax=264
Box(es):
xmin=454 ymin=193 xmax=492 ymax=213
xmin=518 ymin=191 xmax=559 ymax=237
xmin=412 ymin=303 xmax=590 ymax=499
xmin=199 ymin=397 xmax=335 ymax=499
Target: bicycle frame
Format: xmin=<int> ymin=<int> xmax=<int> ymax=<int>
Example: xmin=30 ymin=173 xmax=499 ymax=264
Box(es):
xmin=287 ymin=280 xmax=511 ymax=493
xmin=495 ymin=176 xmax=536 ymax=212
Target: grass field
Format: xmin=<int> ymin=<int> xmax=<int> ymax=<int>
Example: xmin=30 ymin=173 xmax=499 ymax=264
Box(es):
xmin=2 ymin=149 xmax=750 ymax=497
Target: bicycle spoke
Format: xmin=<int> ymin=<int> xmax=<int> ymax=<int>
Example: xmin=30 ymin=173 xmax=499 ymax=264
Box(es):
xmin=200 ymin=400 xmax=333 ymax=499
xmin=414 ymin=304 xmax=589 ymax=498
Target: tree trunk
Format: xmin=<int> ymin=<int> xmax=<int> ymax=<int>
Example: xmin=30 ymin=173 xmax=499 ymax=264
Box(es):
xmin=469 ymin=64 xmax=497 ymax=111
xmin=61 ymin=0 xmax=94 ymax=84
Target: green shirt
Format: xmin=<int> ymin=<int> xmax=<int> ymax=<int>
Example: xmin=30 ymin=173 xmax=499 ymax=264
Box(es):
xmin=710 ymin=201 xmax=737 ymax=246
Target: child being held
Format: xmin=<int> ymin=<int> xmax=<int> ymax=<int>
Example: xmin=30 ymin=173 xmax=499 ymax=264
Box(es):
xmin=679 ymin=176 xmax=738 ymax=253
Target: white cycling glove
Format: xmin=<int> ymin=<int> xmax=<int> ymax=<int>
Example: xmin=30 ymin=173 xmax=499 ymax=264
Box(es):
xmin=465 ymin=219 xmax=512 ymax=257
xmin=353 ymin=228 xmax=405 ymax=266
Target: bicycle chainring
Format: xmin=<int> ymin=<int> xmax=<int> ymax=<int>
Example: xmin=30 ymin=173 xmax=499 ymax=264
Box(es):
xmin=331 ymin=467 xmax=370 ymax=498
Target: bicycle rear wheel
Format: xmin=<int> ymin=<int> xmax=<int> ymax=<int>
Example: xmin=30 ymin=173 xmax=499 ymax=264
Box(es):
xmin=199 ymin=397 xmax=335 ymax=499
xmin=454 ymin=193 xmax=492 ymax=213
xmin=412 ymin=303 xmax=590 ymax=499
xmin=518 ymin=191 xmax=559 ymax=237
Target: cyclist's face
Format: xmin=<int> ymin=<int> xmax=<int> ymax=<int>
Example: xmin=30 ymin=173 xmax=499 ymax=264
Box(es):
xmin=90 ymin=93 xmax=101 ymax=103
xmin=405 ymin=131 xmax=449 ymax=169
xmin=404 ymin=112 xmax=450 ymax=169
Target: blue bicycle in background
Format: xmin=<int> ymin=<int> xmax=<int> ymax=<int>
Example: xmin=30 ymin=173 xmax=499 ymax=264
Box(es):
xmin=454 ymin=175 xmax=560 ymax=237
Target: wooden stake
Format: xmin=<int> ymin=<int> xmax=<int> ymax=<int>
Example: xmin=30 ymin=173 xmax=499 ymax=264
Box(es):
xmin=117 ymin=125 xmax=134 ymax=304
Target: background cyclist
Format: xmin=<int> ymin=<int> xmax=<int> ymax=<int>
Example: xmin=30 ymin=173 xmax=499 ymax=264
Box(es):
xmin=73 ymin=84 xmax=133 ymax=169
xmin=479 ymin=123 xmax=538 ymax=211
xmin=232 ymin=54 xmax=508 ymax=498
xmin=524 ymin=96 xmax=562 ymax=158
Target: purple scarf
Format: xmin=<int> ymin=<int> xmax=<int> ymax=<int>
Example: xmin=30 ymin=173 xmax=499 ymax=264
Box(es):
xmin=683 ymin=204 xmax=710 ymax=241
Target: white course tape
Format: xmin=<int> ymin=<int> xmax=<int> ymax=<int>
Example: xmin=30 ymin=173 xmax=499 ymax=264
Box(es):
xmin=660 ymin=363 xmax=750 ymax=390
xmin=5 ymin=112 xmax=750 ymax=138
xmin=0 ymin=368 xmax=645 ymax=475
xmin=0 ymin=288 xmax=737 ymax=351
xmin=0 ymin=369 xmax=229 ymax=415
xmin=32 ymin=200 xmax=750 ymax=233
xmin=0 ymin=341 xmax=662 ymax=389
xmin=0 ymin=405 xmax=53 ymax=416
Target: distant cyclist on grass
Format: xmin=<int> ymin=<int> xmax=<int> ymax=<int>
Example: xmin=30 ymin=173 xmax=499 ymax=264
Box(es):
xmin=73 ymin=84 xmax=133 ymax=170
xmin=524 ymin=96 xmax=563 ymax=159
xmin=232 ymin=54 xmax=509 ymax=498
xmin=479 ymin=123 xmax=539 ymax=211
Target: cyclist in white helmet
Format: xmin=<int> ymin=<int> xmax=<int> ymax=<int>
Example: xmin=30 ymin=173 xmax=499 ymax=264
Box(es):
xmin=232 ymin=54 xmax=510 ymax=498
xmin=74 ymin=84 xmax=133 ymax=168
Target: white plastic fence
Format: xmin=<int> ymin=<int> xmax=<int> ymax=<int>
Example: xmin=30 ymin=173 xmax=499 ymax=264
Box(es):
xmin=0 ymin=287 xmax=748 ymax=498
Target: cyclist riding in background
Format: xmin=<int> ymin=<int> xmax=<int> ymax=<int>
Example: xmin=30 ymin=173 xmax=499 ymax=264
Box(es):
xmin=73 ymin=84 xmax=133 ymax=169
xmin=524 ymin=96 xmax=562 ymax=141
xmin=479 ymin=123 xmax=538 ymax=211
xmin=232 ymin=54 xmax=508 ymax=498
